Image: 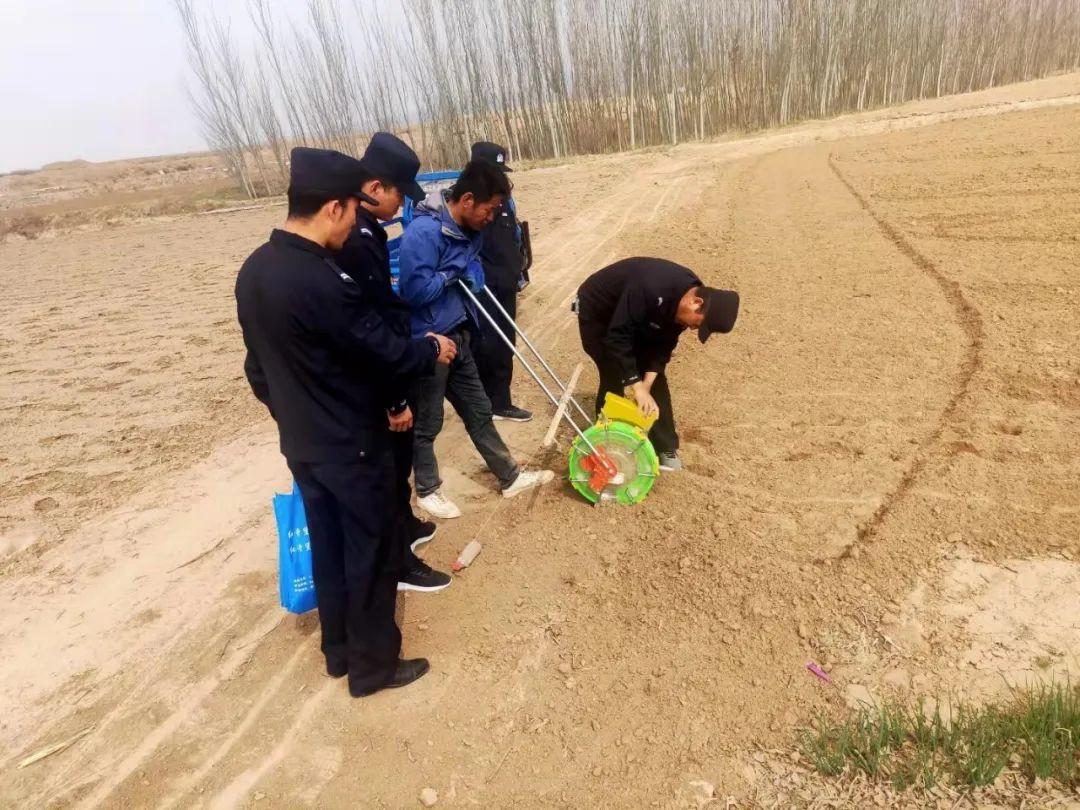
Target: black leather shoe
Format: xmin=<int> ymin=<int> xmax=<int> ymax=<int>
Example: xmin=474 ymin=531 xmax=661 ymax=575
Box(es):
xmin=349 ymin=658 xmax=430 ymax=697
xmin=326 ymin=658 xmax=348 ymax=679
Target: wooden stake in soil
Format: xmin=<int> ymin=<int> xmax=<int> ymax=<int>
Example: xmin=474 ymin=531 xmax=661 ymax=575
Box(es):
xmin=542 ymin=362 xmax=584 ymax=448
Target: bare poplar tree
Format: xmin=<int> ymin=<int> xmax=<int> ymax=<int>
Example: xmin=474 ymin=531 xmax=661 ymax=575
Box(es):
xmin=177 ymin=0 xmax=1080 ymax=197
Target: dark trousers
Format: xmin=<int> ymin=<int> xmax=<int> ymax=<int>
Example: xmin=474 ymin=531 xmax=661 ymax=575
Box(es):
xmin=474 ymin=284 xmax=517 ymax=411
xmin=390 ymin=419 xmax=423 ymax=569
xmin=412 ymin=329 xmax=519 ymax=496
xmin=579 ymin=327 xmax=680 ymax=455
xmin=288 ymin=453 xmax=402 ymax=694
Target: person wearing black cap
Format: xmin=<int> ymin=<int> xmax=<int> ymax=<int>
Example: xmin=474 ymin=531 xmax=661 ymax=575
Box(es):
xmin=575 ymin=257 xmax=739 ymax=471
xmin=336 ymin=132 xmax=451 ymax=595
xmin=236 ymin=146 xmax=458 ymax=698
xmin=470 ymin=141 xmax=533 ymax=423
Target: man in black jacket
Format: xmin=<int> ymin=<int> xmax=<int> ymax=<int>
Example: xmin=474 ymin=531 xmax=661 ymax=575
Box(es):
xmin=337 ymin=132 xmax=451 ymax=594
xmin=470 ymin=141 xmax=533 ymax=423
xmin=576 ymin=257 xmax=739 ymax=471
xmin=236 ymin=147 xmax=456 ymax=698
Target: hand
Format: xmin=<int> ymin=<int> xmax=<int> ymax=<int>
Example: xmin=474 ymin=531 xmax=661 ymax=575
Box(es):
xmin=426 ymin=332 xmax=457 ymax=364
xmin=463 ymin=258 xmax=485 ymax=292
xmin=388 ymin=406 xmax=413 ymax=432
xmin=631 ymin=382 xmax=659 ymax=417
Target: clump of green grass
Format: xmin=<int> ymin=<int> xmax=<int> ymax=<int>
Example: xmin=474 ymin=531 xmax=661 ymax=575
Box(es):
xmin=800 ymin=681 xmax=1080 ymax=792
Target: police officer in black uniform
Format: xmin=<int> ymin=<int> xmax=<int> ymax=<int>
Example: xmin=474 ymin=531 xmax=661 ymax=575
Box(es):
xmin=471 ymin=141 xmax=533 ymax=423
xmin=576 ymin=257 xmax=739 ymax=472
xmin=336 ymin=132 xmax=452 ymax=594
xmin=235 ymin=147 xmax=457 ymax=698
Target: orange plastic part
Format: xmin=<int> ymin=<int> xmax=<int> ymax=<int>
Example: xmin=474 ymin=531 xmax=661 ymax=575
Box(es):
xmin=579 ymin=449 xmax=617 ymax=494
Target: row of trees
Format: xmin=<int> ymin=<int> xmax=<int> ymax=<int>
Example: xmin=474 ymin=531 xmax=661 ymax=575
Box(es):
xmin=175 ymin=0 xmax=1080 ymax=198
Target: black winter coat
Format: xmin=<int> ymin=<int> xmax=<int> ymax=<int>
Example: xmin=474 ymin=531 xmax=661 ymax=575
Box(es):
xmin=236 ymin=228 xmax=437 ymax=462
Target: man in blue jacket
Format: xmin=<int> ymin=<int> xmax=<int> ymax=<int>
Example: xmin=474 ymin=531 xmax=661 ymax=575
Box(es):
xmin=398 ymin=160 xmax=554 ymax=519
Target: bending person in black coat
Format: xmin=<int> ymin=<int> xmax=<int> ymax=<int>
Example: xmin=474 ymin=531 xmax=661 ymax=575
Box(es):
xmin=575 ymin=257 xmax=739 ymax=472
xmin=236 ymin=147 xmax=456 ymax=699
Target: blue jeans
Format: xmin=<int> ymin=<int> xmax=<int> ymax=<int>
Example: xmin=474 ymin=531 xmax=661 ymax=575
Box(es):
xmin=412 ymin=329 xmax=520 ymax=496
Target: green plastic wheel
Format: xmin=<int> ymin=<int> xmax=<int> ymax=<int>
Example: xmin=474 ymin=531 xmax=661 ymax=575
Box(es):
xmin=568 ymin=419 xmax=660 ymax=505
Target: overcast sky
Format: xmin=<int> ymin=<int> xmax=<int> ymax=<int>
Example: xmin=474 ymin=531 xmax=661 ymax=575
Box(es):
xmin=0 ymin=0 xmax=255 ymax=173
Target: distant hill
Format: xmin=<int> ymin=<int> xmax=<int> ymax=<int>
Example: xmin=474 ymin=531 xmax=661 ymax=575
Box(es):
xmin=41 ymin=159 xmax=92 ymax=171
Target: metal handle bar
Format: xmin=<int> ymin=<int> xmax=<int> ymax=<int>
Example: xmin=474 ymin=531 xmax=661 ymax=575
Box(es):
xmin=456 ymin=281 xmax=602 ymax=457
xmin=479 ymin=286 xmax=594 ymax=426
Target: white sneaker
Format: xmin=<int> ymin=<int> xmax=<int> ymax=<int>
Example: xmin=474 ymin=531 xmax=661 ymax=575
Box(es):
xmin=658 ymin=452 xmax=683 ymax=472
xmin=502 ymin=469 xmax=555 ymax=499
xmin=417 ymin=491 xmax=462 ymax=519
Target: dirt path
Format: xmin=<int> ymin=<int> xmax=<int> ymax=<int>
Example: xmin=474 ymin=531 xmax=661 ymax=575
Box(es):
xmin=1 ymin=74 xmax=1078 ymax=808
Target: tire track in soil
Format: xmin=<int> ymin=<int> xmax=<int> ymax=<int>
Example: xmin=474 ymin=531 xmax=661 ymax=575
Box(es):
xmin=155 ymin=635 xmax=317 ymax=810
xmin=64 ymin=610 xmax=293 ymax=809
xmin=827 ymin=154 xmax=986 ymax=543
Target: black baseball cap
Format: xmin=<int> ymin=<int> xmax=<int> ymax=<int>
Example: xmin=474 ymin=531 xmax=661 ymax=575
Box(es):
xmin=288 ymin=147 xmax=376 ymax=205
xmin=358 ymin=132 xmax=426 ymax=202
xmin=696 ymin=287 xmax=740 ymax=343
xmin=471 ymin=141 xmax=512 ymax=172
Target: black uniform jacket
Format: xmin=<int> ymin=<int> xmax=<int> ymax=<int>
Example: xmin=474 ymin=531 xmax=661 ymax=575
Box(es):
xmin=336 ymin=207 xmax=415 ymax=414
xmin=577 ymin=257 xmax=702 ymax=387
xmin=479 ymin=198 xmax=523 ymax=291
xmin=236 ymin=228 xmax=437 ymax=463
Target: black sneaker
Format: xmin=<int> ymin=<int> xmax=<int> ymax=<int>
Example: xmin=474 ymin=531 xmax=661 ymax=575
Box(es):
xmin=493 ymin=405 xmax=533 ymax=423
xmin=397 ymin=562 xmax=452 ymax=593
xmin=410 ymin=519 xmax=437 ymax=553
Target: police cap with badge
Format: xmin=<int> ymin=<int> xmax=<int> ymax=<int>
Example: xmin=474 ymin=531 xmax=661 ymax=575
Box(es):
xmin=471 ymin=141 xmax=512 ymax=172
xmin=289 ymin=146 xmax=377 ymax=205
xmin=357 ymin=132 xmax=426 ymax=202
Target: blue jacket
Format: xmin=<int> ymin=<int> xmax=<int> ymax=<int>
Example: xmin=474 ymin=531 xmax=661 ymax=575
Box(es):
xmin=398 ymin=191 xmax=486 ymax=338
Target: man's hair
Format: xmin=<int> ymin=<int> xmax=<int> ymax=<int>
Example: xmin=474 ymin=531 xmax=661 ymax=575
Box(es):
xmin=449 ymin=160 xmax=511 ymax=203
xmin=286 ymin=189 xmax=349 ymax=220
xmin=357 ymin=169 xmax=398 ymax=193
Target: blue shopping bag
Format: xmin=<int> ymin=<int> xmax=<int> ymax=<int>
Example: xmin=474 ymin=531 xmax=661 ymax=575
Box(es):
xmin=273 ymin=482 xmax=317 ymax=614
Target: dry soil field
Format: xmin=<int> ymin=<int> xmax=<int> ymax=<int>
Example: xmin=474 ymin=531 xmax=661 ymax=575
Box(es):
xmin=1 ymin=74 xmax=1079 ymax=808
